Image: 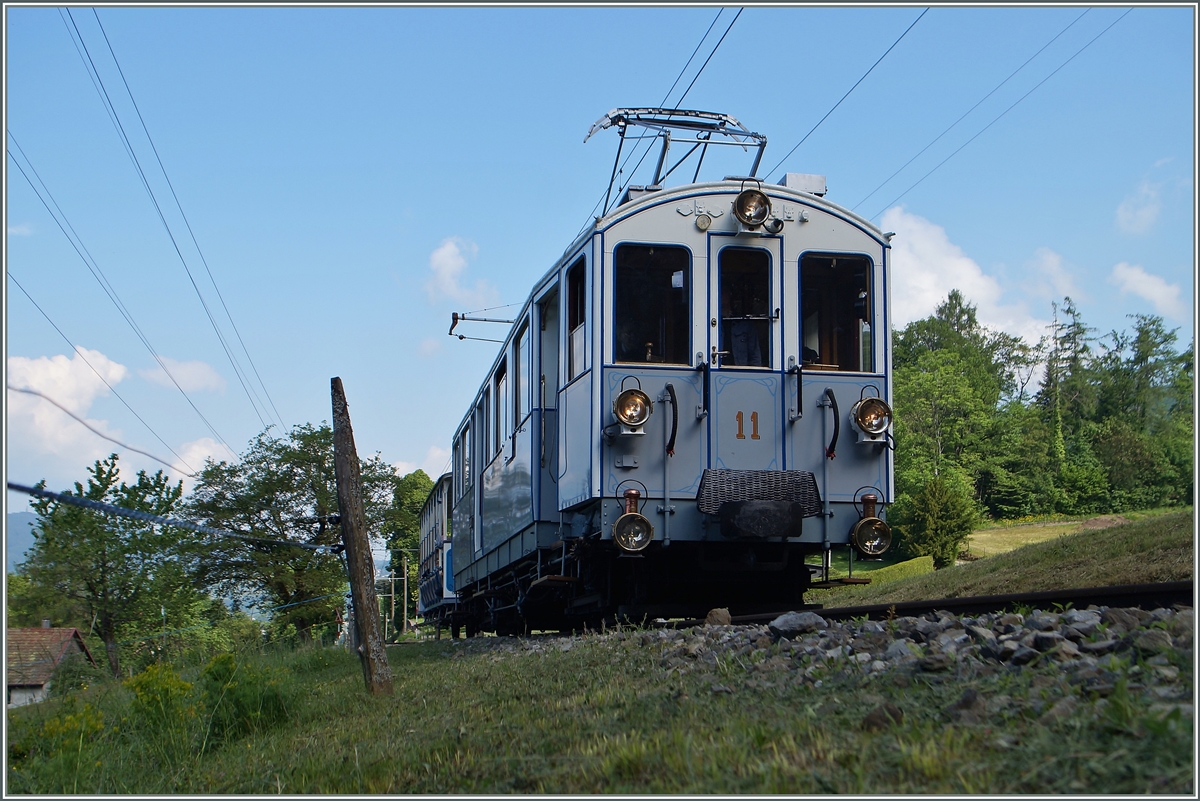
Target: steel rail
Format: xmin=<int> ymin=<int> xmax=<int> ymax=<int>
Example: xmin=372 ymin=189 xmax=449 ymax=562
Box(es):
xmin=665 ymin=580 xmax=1194 ymax=628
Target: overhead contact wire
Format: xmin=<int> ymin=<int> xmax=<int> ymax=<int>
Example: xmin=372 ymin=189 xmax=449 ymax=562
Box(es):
xmin=852 ymin=8 xmax=1091 ymax=212
xmin=869 ymin=7 xmax=1134 ymax=220
xmin=580 ymin=7 xmax=742 ymax=230
xmin=765 ymin=8 xmax=929 ymax=179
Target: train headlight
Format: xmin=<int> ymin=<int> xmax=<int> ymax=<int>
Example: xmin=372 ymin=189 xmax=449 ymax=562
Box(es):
xmin=851 ymin=517 xmax=892 ymax=557
xmin=613 ymin=512 xmax=654 ymax=552
xmin=614 ymin=388 xmax=653 ymax=428
xmin=851 ymin=397 xmax=892 ymax=436
xmin=733 ymin=189 xmax=771 ymax=227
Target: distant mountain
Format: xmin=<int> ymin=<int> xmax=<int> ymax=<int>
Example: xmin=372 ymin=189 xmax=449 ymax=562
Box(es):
xmin=6 ymin=512 xmax=38 ymax=573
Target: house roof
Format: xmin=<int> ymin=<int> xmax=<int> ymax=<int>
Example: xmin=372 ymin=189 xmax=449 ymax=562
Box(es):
xmin=6 ymin=628 xmax=96 ymax=687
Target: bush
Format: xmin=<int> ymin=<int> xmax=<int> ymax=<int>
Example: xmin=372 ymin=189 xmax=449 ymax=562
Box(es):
xmin=893 ymin=474 xmax=979 ymax=569
xmin=123 ymin=662 xmax=199 ymax=769
xmin=48 ymin=653 xmax=106 ymax=698
xmin=200 ymin=653 xmax=290 ymax=746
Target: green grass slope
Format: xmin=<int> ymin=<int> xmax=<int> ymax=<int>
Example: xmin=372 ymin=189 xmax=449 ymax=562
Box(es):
xmin=814 ymin=509 xmax=1194 ymax=609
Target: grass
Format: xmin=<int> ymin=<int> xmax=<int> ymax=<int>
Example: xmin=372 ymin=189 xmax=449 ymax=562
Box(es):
xmin=811 ymin=508 xmax=1194 ymax=609
xmin=10 ymin=626 xmax=1193 ymax=793
xmin=7 ymin=510 xmax=1194 ymax=794
xmin=965 ymin=506 xmax=1186 ymax=559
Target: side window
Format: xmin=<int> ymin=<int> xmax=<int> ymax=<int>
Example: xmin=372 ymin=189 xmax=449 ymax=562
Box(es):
xmin=566 ymin=258 xmax=587 ymax=381
xmin=719 ymin=248 xmax=771 ymax=368
xmin=475 ymin=395 xmax=488 ymax=471
xmin=800 ymin=254 xmax=873 ymax=372
xmin=613 ymin=244 xmax=691 ymax=364
xmin=514 ymin=322 xmax=530 ymax=425
xmin=494 ymin=361 xmax=509 ymax=456
xmin=455 ymin=423 xmax=472 ymax=499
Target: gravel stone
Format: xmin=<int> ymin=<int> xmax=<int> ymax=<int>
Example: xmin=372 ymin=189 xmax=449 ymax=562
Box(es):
xmin=1133 ymin=629 xmax=1174 ymax=654
xmin=1103 ymin=608 xmax=1142 ymax=634
xmin=768 ymin=611 xmax=827 ymax=639
xmin=1034 ymin=631 xmax=1065 ymax=651
xmin=705 ymin=608 xmax=732 ymax=627
xmin=1010 ymin=646 xmax=1040 ymax=666
xmin=919 ymin=651 xmax=954 ymax=672
xmin=944 ymin=688 xmax=988 ymax=724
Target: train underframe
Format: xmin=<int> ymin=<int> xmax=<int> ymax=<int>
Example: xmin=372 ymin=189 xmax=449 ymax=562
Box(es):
xmin=427 ymin=533 xmax=818 ymax=637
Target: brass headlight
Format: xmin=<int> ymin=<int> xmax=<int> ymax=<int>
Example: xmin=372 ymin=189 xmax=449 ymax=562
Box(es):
xmin=852 ymin=397 xmax=892 ymax=435
xmin=733 ymin=189 xmax=771 ymax=227
xmin=614 ymin=388 xmax=653 ymax=427
xmin=851 ymin=517 xmax=892 ymax=556
xmin=613 ymin=512 xmax=654 ymax=552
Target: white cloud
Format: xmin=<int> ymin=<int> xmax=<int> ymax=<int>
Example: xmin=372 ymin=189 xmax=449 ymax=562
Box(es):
xmin=882 ymin=207 xmax=1047 ymax=344
xmin=139 ymin=357 xmax=226 ymax=392
xmin=7 ymin=223 xmax=32 ymax=236
xmin=424 ymin=237 xmax=499 ymax=308
xmin=417 ymin=338 xmax=442 ymax=358
xmin=167 ymin=437 xmax=228 ymax=492
xmin=1026 ymin=247 xmax=1081 ymax=303
xmin=1109 ymin=262 xmax=1188 ymax=320
xmin=1116 ymin=181 xmax=1161 ymax=234
xmin=6 ymin=348 xmax=127 ymax=461
xmin=393 ymin=445 xmax=452 ymax=480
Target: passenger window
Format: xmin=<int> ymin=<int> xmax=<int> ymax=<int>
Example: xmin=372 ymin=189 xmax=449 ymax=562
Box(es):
xmin=515 ymin=323 xmax=530 ymax=424
xmin=800 ymin=254 xmax=873 ymax=372
xmin=613 ymin=244 xmax=691 ymax=365
xmin=476 ymin=395 xmax=488 ymax=469
xmin=719 ymin=248 xmax=771 ymax=368
xmin=566 ymin=258 xmax=586 ymax=381
xmin=455 ymin=424 xmax=471 ymax=498
xmin=494 ymin=361 xmax=509 ymax=456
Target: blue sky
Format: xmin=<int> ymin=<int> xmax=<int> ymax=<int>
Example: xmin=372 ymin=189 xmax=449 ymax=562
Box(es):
xmin=4 ymin=5 xmax=1195 ymax=516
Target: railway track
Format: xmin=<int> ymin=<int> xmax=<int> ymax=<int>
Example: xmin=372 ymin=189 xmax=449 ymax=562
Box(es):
xmin=666 ymin=580 xmax=1194 ymax=629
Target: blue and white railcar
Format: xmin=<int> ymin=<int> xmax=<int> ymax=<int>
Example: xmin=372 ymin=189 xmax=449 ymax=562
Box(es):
xmin=427 ymin=110 xmax=895 ymax=635
xmin=416 ymin=473 xmax=459 ymax=635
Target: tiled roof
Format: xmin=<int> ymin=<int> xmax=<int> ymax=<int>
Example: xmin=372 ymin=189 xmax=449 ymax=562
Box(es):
xmin=6 ymin=628 xmax=96 ymax=687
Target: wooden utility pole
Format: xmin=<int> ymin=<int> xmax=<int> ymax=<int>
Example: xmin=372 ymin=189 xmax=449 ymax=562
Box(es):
xmin=331 ymin=377 xmax=393 ymax=695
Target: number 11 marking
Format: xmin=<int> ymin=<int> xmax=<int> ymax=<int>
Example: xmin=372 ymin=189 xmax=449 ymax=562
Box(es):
xmin=735 ymin=411 xmax=761 ymax=440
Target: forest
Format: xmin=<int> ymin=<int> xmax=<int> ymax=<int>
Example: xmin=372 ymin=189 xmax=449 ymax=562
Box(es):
xmin=6 ymin=290 xmax=1193 ymax=675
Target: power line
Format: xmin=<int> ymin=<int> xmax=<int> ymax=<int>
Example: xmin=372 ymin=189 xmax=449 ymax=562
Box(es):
xmin=868 ymin=8 xmax=1134 ymax=221
xmin=6 ymin=481 xmax=340 ymax=554
xmin=765 ymin=8 xmax=929 ymax=179
xmin=579 ymin=8 xmax=743 ymax=231
xmin=659 ymin=10 xmax=726 ymax=113
xmin=606 ymin=9 xmax=744 ymax=213
xmin=852 ymin=8 xmax=1091 ymax=213
xmin=92 ymin=8 xmax=284 ymax=429
xmin=62 ymin=8 xmax=272 ymax=431
xmin=6 ymin=271 xmax=196 ymax=474
xmin=674 ymin=8 xmax=743 ymax=110
xmin=6 ymin=137 xmax=236 ymax=457
xmin=7 ymin=386 xmax=194 ymax=477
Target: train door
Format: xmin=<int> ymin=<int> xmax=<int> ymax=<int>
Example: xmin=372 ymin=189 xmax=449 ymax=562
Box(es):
xmin=705 ymin=238 xmax=783 ymax=470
